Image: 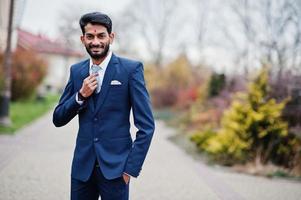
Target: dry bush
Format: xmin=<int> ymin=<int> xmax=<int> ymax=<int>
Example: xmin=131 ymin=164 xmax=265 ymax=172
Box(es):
xmin=11 ymin=49 xmax=47 ymax=101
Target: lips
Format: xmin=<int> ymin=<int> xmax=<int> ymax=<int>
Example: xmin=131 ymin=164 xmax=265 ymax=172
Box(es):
xmin=85 ymin=42 xmax=109 ymax=59
xmin=90 ymin=45 xmax=104 ymax=52
xmin=91 ymin=48 xmax=101 ymax=52
xmin=90 ymin=47 xmax=103 ymax=53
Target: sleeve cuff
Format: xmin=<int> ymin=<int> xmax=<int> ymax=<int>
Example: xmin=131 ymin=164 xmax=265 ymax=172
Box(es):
xmin=123 ymin=172 xmax=134 ymax=178
xmin=75 ymin=92 xmax=84 ymax=105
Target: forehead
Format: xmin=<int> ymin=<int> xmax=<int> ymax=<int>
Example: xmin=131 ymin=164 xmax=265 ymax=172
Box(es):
xmin=84 ymin=23 xmax=107 ymax=34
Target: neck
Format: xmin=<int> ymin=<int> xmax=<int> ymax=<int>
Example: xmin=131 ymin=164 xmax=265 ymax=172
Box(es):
xmin=92 ymin=51 xmax=110 ymax=65
xmin=92 ymin=57 xmax=105 ymax=65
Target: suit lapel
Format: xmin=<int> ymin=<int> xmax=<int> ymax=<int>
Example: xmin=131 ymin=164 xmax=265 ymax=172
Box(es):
xmin=79 ymin=59 xmax=96 ymax=111
xmin=94 ymin=54 xmax=118 ymax=114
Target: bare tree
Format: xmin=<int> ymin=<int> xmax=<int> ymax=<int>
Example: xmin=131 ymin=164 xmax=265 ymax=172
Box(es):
xmin=223 ymin=0 xmax=259 ymax=76
xmin=115 ymin=0 xmax=181 ymax=69
xmin=219 ymin=0 xmax=301 ymax=79
xmin=282 ymin=0 xmax=301 ymax=74
xmin=183 ymin=0 xmax=210 ymax=63
xmin=258 ymin=0 xmax=300 ymax=80
xmin=113 ymin=10 xmax=138 ymax=57
xmin=57 ymin=4 xmax=87 ymax=51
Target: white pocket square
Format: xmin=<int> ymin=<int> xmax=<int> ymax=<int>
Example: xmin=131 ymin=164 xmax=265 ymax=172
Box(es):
xmin=110 ymin=80 xmax=122 ymax=85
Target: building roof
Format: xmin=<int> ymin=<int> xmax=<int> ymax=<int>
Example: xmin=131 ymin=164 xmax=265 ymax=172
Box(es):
xmin=17 ymin=29 xmax=84 ymax=57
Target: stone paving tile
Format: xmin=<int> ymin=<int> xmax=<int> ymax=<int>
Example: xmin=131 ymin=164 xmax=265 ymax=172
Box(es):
xmin=0 ymin=112 xmax=300 ymax=200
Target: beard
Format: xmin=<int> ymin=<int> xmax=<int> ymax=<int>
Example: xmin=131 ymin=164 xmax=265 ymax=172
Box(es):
xmin=85 ymin=42 xmax=110 ymax=60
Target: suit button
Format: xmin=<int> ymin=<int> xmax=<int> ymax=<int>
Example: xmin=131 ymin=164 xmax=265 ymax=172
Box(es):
xmin=94 ymin=118 xmax=98 ymax=121
xmin=94 ymin=138 xmax=99 ymax=142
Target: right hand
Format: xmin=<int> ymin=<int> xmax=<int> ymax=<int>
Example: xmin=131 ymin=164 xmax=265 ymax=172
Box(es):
xmin=79 ymin=74 xmax=98 ymax=98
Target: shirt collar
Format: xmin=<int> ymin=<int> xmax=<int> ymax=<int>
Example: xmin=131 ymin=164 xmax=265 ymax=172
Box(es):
xmin=89 ymin=51 xmax=112 ymax=73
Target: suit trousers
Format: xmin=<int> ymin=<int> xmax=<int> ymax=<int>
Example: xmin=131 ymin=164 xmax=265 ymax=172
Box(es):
xmin=71 ymin=163 xmax=129 ymax=200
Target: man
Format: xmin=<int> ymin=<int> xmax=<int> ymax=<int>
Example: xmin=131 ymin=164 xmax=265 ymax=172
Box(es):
xmin=53 ymin=12 xmax=155 ymax=200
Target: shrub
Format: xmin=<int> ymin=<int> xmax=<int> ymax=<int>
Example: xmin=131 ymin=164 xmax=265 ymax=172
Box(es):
xmin=176 ymin=85 xmax=199 ymax=109
xmin=191 ymin=129 xmax=216 ymax=151
xmin=182 ymin=81 xmax=233 ymax=131
xmin=208 ymin=73 xmax=226 ymax=97
xmin=11 ymin=49 xmax=47 ymax=101
xmin=151 ymin=87 xmax=178 ymax=108
xmin=144 ymin=54 xmax=207 ymax=108
xmin=191 ymin=68 xmax=290 ymax=166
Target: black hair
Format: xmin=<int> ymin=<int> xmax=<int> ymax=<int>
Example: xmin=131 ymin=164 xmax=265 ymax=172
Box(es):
xmin=79 ymin=12 xmax=112 ymax=34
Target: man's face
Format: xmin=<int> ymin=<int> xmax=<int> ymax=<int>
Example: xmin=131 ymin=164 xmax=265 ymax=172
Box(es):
xmin=81 ymin=23 xmax=114 ymax=60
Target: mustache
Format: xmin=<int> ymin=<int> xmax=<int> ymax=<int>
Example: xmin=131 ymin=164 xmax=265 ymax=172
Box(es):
xmin=88 ymin=44 xmax=105 ymax=48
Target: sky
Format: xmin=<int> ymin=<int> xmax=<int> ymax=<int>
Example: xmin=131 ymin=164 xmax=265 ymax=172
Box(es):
xmin=14 ymin=0 xmax=301 ymax=75
xmin=18 ymin=0 xmax=235 ymax=73
xmin=20 ymin=0 xmax=132 ymax=39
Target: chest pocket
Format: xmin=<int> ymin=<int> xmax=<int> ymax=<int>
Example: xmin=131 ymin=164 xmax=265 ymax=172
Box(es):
xmin=108 ymin=85 xmax=126 ymax=100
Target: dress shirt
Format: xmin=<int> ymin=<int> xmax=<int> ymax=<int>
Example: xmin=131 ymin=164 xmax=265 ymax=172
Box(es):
xmin=76 ymin=51 xmax=112 ymax=104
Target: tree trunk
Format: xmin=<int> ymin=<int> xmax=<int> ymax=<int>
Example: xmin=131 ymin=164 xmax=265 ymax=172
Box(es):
xmin=0 ymin=0 xmax=14 ymax=126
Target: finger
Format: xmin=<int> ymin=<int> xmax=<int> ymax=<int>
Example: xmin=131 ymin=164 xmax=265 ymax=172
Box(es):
xmin=85 ymin=77 xmax=97 ymax=86
xmin=90 ymin=85 xmax=97 ymax=91
xmin=86 ymin=74 xmax=97 ymax=82
xmin=86 ymin=75 xmax=94 ymax=81
xmin=89 ymin=81 xmax=98 ymax=88
xmin=90 ymin=79 xmax=98 ymax=85
xmin=87 ymin=78 xmax=97 ymax=85
xmin=84 ymin=76 xmax=93 ymax=84
xmin=90 ymin=77 xmax=98 ymax=82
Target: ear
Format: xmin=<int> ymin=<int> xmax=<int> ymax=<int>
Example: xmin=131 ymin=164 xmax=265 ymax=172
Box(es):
xmin=109 ymin=32 xmax=115 ymax=44
xmin=80 ymin=35 xmax=85 ymax=44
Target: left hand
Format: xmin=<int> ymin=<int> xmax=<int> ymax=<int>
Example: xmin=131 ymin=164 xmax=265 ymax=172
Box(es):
xmin=122 ymin=173 xmax=130 ymax=185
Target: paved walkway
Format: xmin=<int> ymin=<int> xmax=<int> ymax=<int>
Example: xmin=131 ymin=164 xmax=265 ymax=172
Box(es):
xmin=0 ymin=112 xmax=300 ymax=200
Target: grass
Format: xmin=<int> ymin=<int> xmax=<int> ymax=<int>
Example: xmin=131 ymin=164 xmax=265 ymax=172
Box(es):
xmin=268 ymin=170 xmax=290 ymax=178
xmin=153 ymin=108 xmax=176 ymax=121
xmin=0 ymin=94 xmax=60 ymax=134
xmin=154 ymin=108 xmax=188 ymax=130
xmin=265 ymin=169 xmax=301 ymax=181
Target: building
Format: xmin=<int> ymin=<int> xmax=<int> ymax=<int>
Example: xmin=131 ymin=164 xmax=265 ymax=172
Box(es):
xmin=17 ymin=29 xmax=84 ymax=92
xmin=0 ymin=0 xmax=25 ymax=52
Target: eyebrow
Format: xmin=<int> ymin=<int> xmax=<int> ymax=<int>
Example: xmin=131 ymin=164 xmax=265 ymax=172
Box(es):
xmin=85 ymin=31 xmax=106 ymax=35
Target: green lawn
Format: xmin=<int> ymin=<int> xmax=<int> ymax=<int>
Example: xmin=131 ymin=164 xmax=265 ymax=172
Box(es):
xmin=0 ymin=94 xmax=60 ymax=134
xmin=153 ymin=108 xmax=176 ymax=121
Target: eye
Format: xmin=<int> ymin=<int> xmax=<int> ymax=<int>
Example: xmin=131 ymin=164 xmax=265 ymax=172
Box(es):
xmin=85 ymin=34 xmax=94 ymax=40
xmin=98 ymin=34 xmax=106 ymax=39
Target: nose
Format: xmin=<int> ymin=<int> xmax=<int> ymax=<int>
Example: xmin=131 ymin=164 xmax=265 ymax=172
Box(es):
xmin=91 ymin=37 xmax=101 ymax=46
xmin=92 ymin=37 xmax=99 ymax=45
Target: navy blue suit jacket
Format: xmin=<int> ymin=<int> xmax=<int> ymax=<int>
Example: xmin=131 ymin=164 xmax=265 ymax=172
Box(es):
xmin=53 ymin=54 xmax=155 ymax=181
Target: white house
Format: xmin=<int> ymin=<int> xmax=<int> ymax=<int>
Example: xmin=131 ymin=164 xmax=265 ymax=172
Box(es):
xmin=17 ymin=29 xmax=84 ymax=92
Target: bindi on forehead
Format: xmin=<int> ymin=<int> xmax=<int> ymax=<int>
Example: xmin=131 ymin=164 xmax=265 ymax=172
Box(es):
xmin=94 ymin=29 xmax=97 ymax=33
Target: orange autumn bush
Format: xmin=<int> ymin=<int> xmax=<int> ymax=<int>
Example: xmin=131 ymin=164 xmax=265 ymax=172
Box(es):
xmin=145 ymin=54 xmax=207 ymax=108
xmin=11 ymin=49 xmax=47 ymax=101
